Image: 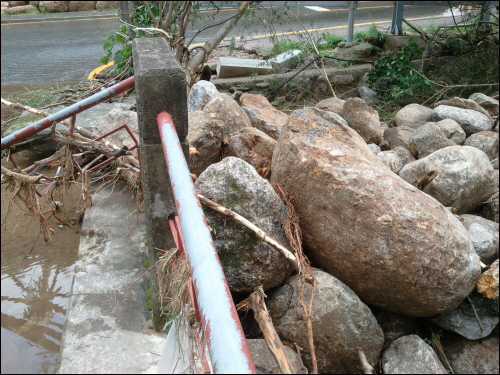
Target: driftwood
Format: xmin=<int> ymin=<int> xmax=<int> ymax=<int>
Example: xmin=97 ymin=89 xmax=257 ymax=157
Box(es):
xmin=197 ymin=193 xmax=299 ymax=272
xmin=357 ymin=347 xmax=373 ymax=374
xmin=51 ymin=133 xmax=130 ymax=158
xmin=416 ymin=170 xmax=438 ymax=190
xmin=1 ymin=165 xmax=42 ymax=184
xmin=1 ymin=97 xmax=140 ymax=168
xmin=476 ymin=259 xmax=499 ymax=300
xmin=237 ymin=287 xmax=293 ymax=374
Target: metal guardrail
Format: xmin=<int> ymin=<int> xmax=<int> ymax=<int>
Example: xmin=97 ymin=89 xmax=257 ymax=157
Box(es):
xmin=157 ymin=112 xmax=256 ymax=374
xmin=1 ymin=76 xmax=135 ymax=150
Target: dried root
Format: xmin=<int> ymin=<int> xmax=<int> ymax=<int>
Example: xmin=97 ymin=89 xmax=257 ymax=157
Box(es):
xmin=272 ymin=183 xmax=319 ymax=374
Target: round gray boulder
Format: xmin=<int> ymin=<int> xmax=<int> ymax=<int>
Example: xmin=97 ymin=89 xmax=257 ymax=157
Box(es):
xmin=188 ymin=80 xmax=219 ymax=112
xmin=458 ymin=214 xmax=499 ymax=264
xmin=267 ymin=269 xmax=384 ymax=374
xmin=464 ymin=131 xmax=499 ymax=164
xmin=382 ymin=335 xmax=448 ymax=374
xmin=194 ymin=157 xmax=294 ymax=292
xmin=431 ymin=105 xmax=492 ymax=136
xmin=399 ymin=146 xmax=497 ymax=214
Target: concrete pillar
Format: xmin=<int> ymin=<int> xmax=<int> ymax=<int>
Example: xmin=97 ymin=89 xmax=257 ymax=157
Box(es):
xmin=118 ymin=1 xmax=130 ymax=22
xmin=132 ymin=37 xmax=189 ymax=330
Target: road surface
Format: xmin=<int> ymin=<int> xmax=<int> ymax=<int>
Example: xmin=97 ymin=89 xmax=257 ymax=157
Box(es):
xmin=1 ymin=1 xmax=459 ymax=83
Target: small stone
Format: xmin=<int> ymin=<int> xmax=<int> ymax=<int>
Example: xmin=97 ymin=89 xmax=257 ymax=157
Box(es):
xmin=247 ymin=339 xmax=307 ymax=374
xmin=435 ymin=119 xmax=466 ymax=145
xmin=469 ymin=92 xmax=499 ymax=116
xmin=188 ymin=80 xmax=219 ymax=112
xmin=458 ymin=214 xmax=499 ymax=264
xmin=394 ymin=103 xmax=433 ymax=129
xmin=315 ymin=97 xmax=345 ymax=114
xmin=431 ymin=291 xmax=499 ymax=340
xmin=464 ymin=131 xmax=499 ymax=164
xmin=368 ymin=143 xmax=381 ymax=154
xmin=377 ymin=146 xmax=415 ymax=173
xmin=443 ymin=334 xmax=499 ymax=374
xmin=408 ymin=122 xmax=456 ymax=158
xmin=358 ymin=86 xmax=378 ymax=105
xmin=384 ymin=126 xmax=414 ymax=150
xmin=382 ymin=335 xmax=448 ymax=374
xmin=340 ymin=97 xmax=381 ymax=144
xmin=432 ymin=105 xmax=492 ymax=136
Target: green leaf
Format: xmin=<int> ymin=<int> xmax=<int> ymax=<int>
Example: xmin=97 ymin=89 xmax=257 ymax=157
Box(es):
xmin=116 ymin=33 xmax=125 ymax=43
xmin=100 ymin=56 xmax=110 ymax=64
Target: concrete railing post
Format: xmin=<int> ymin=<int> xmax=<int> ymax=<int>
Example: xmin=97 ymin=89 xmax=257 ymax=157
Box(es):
xmin=132 ymin=37 xmax=189 ymax=330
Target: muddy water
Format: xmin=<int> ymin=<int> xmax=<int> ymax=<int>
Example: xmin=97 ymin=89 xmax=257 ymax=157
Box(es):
xmin=1 ymin=174 xmax=82 ymax=374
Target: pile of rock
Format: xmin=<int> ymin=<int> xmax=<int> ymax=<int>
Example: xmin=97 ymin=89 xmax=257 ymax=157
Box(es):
xmin=2 ymin=1 xmax=117 ymax=15
xmin=185 ymin=80 xmax=499 ymax=373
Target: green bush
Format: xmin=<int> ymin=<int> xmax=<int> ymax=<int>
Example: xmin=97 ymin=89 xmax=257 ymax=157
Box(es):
xmin=354 ymin=24 xmax=386 ymax=46
xmin=368 ymin=42 xmax=431 ymax=102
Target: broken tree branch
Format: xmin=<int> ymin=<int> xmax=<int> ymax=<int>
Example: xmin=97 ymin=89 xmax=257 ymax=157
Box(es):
xmin=476 ymin=259 xmax=499 ymax=300
xmin=357 ymin=347 xmax=373 ymax=374
xmin=1 ymin=165 xmax=42 ymax=184
xmin=1 ymin=97 xmax=140 ymax=168
xmin=197 ymin=193 xmax=299 ymax=271
xmin=50 ymin=134 xmax=130 ymax=158
xmin=237 ymin=287 xmax=293 ymax=374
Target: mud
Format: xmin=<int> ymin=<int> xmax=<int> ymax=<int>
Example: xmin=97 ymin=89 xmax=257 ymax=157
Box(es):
xmin=1 ymin=168 xmax=83 ymax=374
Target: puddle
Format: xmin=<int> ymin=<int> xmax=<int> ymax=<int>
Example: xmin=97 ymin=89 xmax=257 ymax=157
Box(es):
xmin=1 ymin=172 xmax=83 ymax=374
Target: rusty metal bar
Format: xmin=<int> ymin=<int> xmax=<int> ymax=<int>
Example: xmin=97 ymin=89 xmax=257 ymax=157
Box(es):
xmin=1 ymin=76 xmax=135 ymax=150
xmin=157 ymin=112 xmax=256 ymax=374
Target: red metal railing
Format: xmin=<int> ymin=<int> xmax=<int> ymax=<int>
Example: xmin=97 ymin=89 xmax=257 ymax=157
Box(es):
xmin=158 ymin=112 xmax=256 ymax=374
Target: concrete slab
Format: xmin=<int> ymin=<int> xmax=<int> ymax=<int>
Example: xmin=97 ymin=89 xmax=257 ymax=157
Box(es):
xmin=58 ymin=185 xmax=166 ymax=374
xmin=216 ymin=57 xmax=272 ymax=78
xmin=268 ymin=49 xmax=302 ymax=72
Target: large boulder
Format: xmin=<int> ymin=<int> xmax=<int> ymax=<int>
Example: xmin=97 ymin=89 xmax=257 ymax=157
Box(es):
xmin=225 ymin=127 xmax=276 ymax=168
xmin=382 ymin=335 xmax=448 ymax=374
xmin=409 ymin=122 xmax=456 ymax=158
xmin=187 ymin=111 xmax=225 ymax=177
xmin=267 ymin=269 xmax=384 ymax=374
xmin=431 ymin=291 xmax=499 ymax=340
xmin=39 ymin=1 xmax=69 ymax=12
xmin=239 ymin=93 xmax=288 ymax=140
xmin=95 ymin=108 xmax=138 ymax=151
xmin=443 ymin=334 xmax=499 ymax=374
xmin=95 ymin=1 xmax=117 ymax=10
xmin=469 ymin=92 xmax=499 ymax=116
xmin=340 ymin=98 xmax=382 ymax=144
xmin=188 ymin=93 xmax=251 ymax=176
xmin=247 ymin=339 xmax=307 ymax=374
xmin=399 ymin=146 xmax=497 ymax=214
xmin=377 ymin=146 xmax=415 ymax=173
xmin=384 ymin=126 xmax=414 ymax=150
xmin=434 ymin=118 xmax=466 ymax=145
xmin=458 ymin=215 xmax=499 ymax=264
xmin=194 ymin=157 xmax=294 ymax=292
xmin=68 ymin=1 xmax=95 ymax=11
xmin=315 ymin=97 xmax=345 ymax=114
xmin=271 ymin=108 xmax=480 ymax=316
xmin=204 ymin=93 xmax=251 ymax=133
xmin=431 ymin=105 xmax=492 ymax=136
xmin=464 ymin=131 xmax=499 ymax=164
xmin=435 ymin=97 xmax=491 ymax=118
xmin=358 ymin=86 xmax=378 ymax=105
xmin=330 ymin=42 xmax=374 ymax=61
xmin=188 ymin=80 xmax=219 ymax=112
xmin=5 ymin=3 xmax=36 ymax=13
xmin=394 ymin=103 xmax=433 ymax=129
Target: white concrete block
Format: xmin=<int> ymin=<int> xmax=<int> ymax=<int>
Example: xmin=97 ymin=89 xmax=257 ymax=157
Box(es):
xmin=216 ymin=57 xmax=272 ymax=78
xmin=268 ymin=49 xmax=302 ymax=72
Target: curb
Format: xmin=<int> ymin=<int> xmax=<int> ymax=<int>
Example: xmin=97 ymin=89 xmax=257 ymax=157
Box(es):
xmin=1 ymin=12 xmax=117 ymax=24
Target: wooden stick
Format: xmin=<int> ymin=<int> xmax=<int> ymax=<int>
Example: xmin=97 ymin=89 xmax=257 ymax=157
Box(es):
xmin=476 ymin=259 xmax=499 ymax=300
xmin=416 ymin=170 xmax=438 ymax=190
xmin=1 ymin=165 xmax=42 ymax=184
xmin=237 ymin=287 xmax=293 ymax=374
xmin=467 ymin=296 xmax=484 ymax=333
xmin=357 ymin=347 xmax=373 ymax=374
xmin=197 ymin=194 xmax=299 ymax=272
xmin=402 ymin=18 xmax=428 ymax=40
xmin=50 ymin=133 xmax=130 ymax=158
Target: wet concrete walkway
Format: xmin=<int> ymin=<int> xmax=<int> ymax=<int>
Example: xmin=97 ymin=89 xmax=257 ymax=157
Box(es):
xmin=58 ymin=184 xmax=165 ymax=374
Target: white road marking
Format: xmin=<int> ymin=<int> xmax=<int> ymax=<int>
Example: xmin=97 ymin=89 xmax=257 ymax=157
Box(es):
xmin=304 ymin=6 xmax=331 ymax=12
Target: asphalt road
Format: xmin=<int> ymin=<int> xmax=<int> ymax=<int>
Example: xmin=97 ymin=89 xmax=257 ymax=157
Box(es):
xmin=1 ymin=1 xmax=458 ymax=83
